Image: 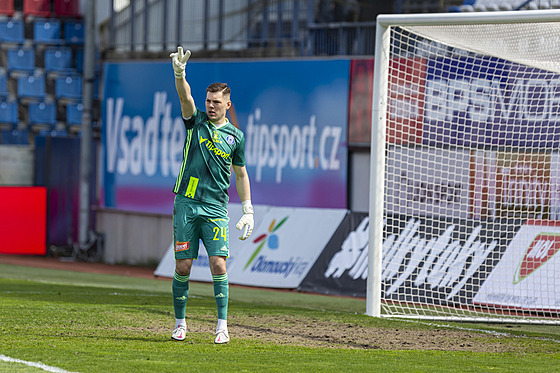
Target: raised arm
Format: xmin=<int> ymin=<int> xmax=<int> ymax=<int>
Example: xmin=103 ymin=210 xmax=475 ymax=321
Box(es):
xmin=170 ymin=47 xmax=195 ymax=118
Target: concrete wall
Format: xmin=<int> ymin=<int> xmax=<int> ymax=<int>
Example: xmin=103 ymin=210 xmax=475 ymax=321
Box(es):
xmin=96 ymin=209 xmax=171 ymax=265
xmin=349 ymin=151 xmax=370 ymax=213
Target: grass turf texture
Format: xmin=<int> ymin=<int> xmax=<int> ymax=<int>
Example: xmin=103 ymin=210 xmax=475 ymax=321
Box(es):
xmin=0 ymin=263 xmax=559 ymax=372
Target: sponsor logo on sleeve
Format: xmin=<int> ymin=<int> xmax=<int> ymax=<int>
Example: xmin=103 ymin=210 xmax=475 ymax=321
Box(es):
xmin=175 ymin=241 xmax=189 ymax=252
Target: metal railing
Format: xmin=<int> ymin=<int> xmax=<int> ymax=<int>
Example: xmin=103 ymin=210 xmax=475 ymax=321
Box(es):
xmin=98 ymin=0 xmax=313 ymax=57
xmin=97 ymin=0 xmax=468 ymax=58
xmin=98 ymin=0 xmax=381 ymax=58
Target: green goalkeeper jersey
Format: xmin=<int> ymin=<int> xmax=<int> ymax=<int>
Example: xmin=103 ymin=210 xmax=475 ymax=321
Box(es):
xmin=173 ymin=108 xmax=246 ymax=207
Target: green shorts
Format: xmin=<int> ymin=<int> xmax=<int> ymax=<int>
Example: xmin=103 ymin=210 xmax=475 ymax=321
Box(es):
xmin=172 ymin=194 xmax=230 ymax=260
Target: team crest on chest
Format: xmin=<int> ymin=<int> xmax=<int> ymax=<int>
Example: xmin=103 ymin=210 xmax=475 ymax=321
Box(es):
xmin=212 ymin=130 xmax=220 ymax=143
xmin=226 ymin=135 xmax=235 ymax=145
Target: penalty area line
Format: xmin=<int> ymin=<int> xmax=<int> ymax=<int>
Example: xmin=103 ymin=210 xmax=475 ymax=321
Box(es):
xmin=0 ymin=354 xmax=78 ymax=373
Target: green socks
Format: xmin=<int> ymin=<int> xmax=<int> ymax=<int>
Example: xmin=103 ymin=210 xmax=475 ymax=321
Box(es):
xmin=172 ymin=271 xmax=189 ymax=319
xmin=173 ymin=272 xmax=228 ymax=321
xmin=212 ymin=273 xmax=229 ymax=320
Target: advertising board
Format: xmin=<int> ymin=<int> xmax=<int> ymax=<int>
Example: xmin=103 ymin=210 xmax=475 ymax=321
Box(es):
xmin=102 ymin=60 xmax=349 ymax=213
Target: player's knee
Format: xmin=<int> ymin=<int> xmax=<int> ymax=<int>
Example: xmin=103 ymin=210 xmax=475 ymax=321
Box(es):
xmin=209 ymin=255 xmax=226 ymax=275
xmin=175 ymin=259 xmax=192 ymax=276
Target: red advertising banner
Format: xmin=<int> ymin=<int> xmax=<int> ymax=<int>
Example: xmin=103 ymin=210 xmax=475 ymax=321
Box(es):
xmin=348 ymin=59 xmax=374 ymax=145
xmin=348 ymin=58 xmax=426 ymax=145
xmin=0 ymin=187 xmax=47 ymax=255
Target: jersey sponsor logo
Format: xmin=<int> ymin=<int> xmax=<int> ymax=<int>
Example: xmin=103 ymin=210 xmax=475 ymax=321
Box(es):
xmin=175 ymin=241 xmax=189 ymax=252
xmin=199 ymin=136 xmax=231 ymax=159
xmin=514 ymin=233 xmax=560 ymax=284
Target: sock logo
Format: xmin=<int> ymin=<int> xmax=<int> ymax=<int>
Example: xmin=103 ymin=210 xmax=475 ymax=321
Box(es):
xmin=215 ymin=293 xmax=225 ymax=298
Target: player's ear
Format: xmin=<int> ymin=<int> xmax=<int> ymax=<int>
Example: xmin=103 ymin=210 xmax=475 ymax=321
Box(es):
xmin=226 ymin=100 xmax=232 ymax=110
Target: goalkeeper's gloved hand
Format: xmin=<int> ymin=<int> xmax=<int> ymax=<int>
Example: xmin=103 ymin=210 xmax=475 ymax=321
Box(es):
xmin=169 ymin=46 xmax=191 ymax=79
xmin=236 ymin=200 xmax=254 ymax=240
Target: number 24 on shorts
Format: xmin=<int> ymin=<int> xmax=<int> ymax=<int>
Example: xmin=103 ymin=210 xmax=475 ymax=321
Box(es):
xmin=213 ymin=227 xmax=227 ymax=241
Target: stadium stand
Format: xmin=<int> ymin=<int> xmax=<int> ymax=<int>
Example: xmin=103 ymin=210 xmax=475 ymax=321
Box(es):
xmin=54 ymin=73 xmax=81 ymax=101
xmin=0 ymin=18 xmax=24 ymax=44
xmin=74 ymin=46 xmax=82 ymax=73
xmin=0 ymin=0 xmax=15 ymax=16
xmin=28 ymin=100 xmax=56 ymax=133
xmin=0 ymin=0 xmax=88 ymax=140
xmin=54 ymin=0 xmax=79 ymax=18
xmin=33 ymin=17 xmax=62 ymax=45
xmin=17 ymin=73 xmax=46 ymax=102
xmin=458 ymin=0 xmax=560 ymax=11
xmin=63 ymin=19 xmax=83 ymax=45
xmin=0 ymin=99 xmax=18 ymax=128
xmin=44 ymin=46 xmax=73 ymax=74
xmin=65 ymin=101 xmax=80 ymax=125
xmin=0 ymin=69 xmax=9 ymax=99
xmin=23 ymin=0 xmax=51 ymax=18
xmin=6 ymin=47 xmax=35 ymax=75
xmin=1 ymin=128 xmax=30 ymax=144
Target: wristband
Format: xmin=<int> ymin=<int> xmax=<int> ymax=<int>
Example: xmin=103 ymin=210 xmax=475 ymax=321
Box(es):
xmin=241 ymin=200 xmax=253 ymax=214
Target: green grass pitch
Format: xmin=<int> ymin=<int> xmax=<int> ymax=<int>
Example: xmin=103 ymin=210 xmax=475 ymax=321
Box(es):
xmin=1 ymin=262 xmax=559 ymax=372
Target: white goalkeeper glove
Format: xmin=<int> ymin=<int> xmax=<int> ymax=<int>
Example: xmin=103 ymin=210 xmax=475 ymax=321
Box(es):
xmin=170 ymin=46 xmax=191 ymax=79
xmin=236 ymin=201 xmax=254 ymax=240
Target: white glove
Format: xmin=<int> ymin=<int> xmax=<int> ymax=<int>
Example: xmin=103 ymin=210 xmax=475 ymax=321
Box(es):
xmin=169 ymin=46 xmax=191 ymax=79
xmin=236 ymin=201 xmax=254 ymax=240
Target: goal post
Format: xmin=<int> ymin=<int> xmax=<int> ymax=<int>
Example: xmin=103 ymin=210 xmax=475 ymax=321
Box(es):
xmin=368 ymin=10 xmax=560 ymax=323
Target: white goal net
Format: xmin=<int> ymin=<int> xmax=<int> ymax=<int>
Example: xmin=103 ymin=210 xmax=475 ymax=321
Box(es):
xmin=368 ymin=10 xmax=560 ymax=323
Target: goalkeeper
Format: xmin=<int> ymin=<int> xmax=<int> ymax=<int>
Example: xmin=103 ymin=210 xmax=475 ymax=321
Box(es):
xmin=169 ymin=47 xmax=254 ymax=344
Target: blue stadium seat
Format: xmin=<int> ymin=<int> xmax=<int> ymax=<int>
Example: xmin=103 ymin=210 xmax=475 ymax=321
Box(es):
xmin=28 ymin=101 xmax=56 ymax=128
xmin=17 ymin=73 xmax=46 ymax=101
xmin=74 ymin=47 xmax=83 ymax=73
xmin=66 ymin=101 xmax=82 ymax=126
xmin=44 ymin=46 xmax=74 ymax=74
xmin=64 ymin=19 xmax=84 ymax=45
xmin=33 ymin=18 xmax=62 ymax=45
xmin=0 ymin=70 xmax=8 ymax=99
xmin=55 ymin=74 xmax=81 ymax=101
xmin=0 ymin=18 xmax=24 ymax=44
xmin=0 ymin=100 xmax=18 ymax=127
xmin=6 ymin=47 xmax=35 ymax=75
xmin=1 ymin=129 xmax=29 ymax=144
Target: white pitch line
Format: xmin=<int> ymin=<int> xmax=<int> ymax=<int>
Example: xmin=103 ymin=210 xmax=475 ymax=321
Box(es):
xmin=403 ymin=320 xmax=560 ymax=343
xmin=0 ymin=354 xmax=78 ymax=373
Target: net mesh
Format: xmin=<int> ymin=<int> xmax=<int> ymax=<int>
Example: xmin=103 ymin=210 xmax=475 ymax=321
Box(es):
xmin=379 ymin=22 xmax=560 ymax=323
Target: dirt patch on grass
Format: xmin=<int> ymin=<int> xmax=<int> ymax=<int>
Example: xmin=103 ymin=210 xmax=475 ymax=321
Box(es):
xmin=227 ymin=315 xmax=522 ymax=352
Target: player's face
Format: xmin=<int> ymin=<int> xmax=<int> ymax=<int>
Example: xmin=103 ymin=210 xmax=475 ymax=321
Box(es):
xmin=205 ymin=91 xmax=231 ymax=124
